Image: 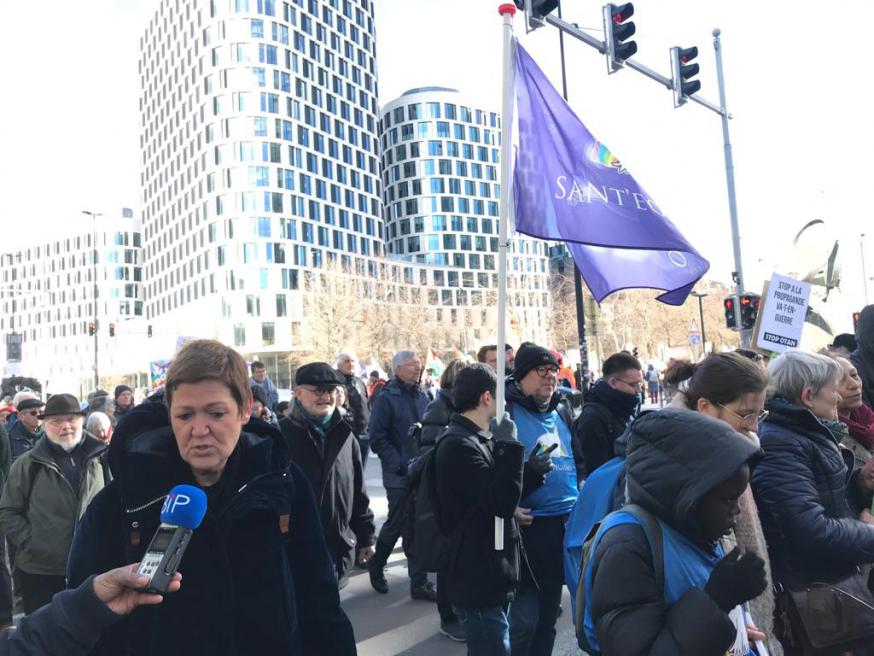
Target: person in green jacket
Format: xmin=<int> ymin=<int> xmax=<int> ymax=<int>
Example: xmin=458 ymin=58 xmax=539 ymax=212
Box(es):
xmin=0 ymin=394 xmax=108 ymax=614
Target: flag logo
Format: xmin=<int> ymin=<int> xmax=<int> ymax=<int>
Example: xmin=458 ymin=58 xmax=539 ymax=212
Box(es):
xmin=587 ymin=140 xmax=627 ymax=175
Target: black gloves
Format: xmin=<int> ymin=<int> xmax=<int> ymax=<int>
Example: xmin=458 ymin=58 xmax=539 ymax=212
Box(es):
xmin=490 ymin=415 xmax=518 ymax=443
xmin=704 ymin=547 xmax=767 ymax=612
xmin=527 ymin=442 xmax=556 ymax=477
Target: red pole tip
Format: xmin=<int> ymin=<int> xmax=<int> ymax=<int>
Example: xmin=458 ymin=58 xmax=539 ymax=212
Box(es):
xmin=498 ymin=3 xmax=517 ymax=16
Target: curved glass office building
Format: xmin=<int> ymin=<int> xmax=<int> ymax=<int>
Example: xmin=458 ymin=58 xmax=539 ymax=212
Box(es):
xmin=379 ymin=87 xmax=550 ymax=343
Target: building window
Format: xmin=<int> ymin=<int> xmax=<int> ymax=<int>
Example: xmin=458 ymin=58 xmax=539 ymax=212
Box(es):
xmin=234 ymin=323 xmax=246 ymax=346
xmin=276 ymin=294 xmax=287 ymax=317
xmin=261 ymin=322 xmax=275 ymax=346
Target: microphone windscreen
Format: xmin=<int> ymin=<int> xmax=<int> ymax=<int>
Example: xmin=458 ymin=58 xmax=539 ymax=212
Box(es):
xmin=160 ymin=485 xmax=208 ymax=529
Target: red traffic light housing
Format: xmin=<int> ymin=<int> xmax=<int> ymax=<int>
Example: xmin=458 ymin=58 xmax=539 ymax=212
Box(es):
xmin=88 ymin=322 xmax=96 ymax=337
xmin=740 ymin=293 xmax=761 ymax=330
xmin=723 ymin=296 xmax=737 ymax=329
xmin=603 ymin=3 xmax=637 ymax=72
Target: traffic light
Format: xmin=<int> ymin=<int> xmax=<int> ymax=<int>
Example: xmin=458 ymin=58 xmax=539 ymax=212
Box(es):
xmin=854 ymin=312 xmax=861 ymax=332
xmin=740 ymin=293 xmax=762 ymax=330
xmin=603 ymin=3 xmax=637 ymax=73
xmin=147 ymin=324 xmax=153 ymax=338
xmin=670 ymin=46 xmax=700 ymax=107
xmin=724 ymin=296 xmax=736 ymax=329
xmin=632 ymin=346 xmax=639 ymax=358
xmin=514 ymin=0 xmax=560 ymax=31
xmin=109 ymin=323 xmax=116 ymax=337
xmin=88 ymin=322 xmax=96 ymax=337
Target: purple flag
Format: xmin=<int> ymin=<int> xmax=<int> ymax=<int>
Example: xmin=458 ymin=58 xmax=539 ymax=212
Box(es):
xmin=512 ymin=43 xmax=709 ymax=305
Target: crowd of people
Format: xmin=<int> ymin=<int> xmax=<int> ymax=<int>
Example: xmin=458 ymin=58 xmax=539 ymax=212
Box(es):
xmin=0 ymin=306 xmax=870 ymax=655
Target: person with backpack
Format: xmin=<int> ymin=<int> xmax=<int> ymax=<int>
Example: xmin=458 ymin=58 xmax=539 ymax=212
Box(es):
xmin=506 ymin=342 xmax=577 ymax=656
xmin=0 ymin=394 xmax=108 ymax=614
xmin=409 ymin=358 xmax=466 ymax=641
xmin=583 ymin=409 xmax=767 ymax=655
xmin=435 ymin=364 xmax=525 ymax=655
xmin=65 ymin=339 xmax=355 ymax=656
xmin=573 ymin=352 xmax=643 ymax=477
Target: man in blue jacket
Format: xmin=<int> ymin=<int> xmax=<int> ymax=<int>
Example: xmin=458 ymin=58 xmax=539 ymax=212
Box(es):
xmin=367 ymin=350 xmax=434 ymax=600
xmin=506 ymin=343 xmax=579 ymax=656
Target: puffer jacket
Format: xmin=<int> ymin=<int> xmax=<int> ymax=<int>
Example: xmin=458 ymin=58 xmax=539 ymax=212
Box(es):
xmin=751 ymin=397 xmax=874 ymax=589
xmin=412 ymin=388 xmax=454 ymax=459
xmin=0 ymin=435 xmax=107 ymax=576
xmin=7 ymin=421 xmax=39 ymax=463
xmin=66 ymin=401 xmax=356 ymax=656
xmin=589 ymin=408 xmax=762 ymax=656
xmin=368 ymin=378 xmax=429 ymax=488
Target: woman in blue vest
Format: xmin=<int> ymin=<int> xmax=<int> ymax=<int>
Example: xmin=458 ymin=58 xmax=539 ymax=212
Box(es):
xmin=587 ymin=409 xmax=767 ymax=655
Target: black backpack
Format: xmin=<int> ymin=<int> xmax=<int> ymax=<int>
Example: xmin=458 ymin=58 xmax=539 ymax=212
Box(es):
xmin=406 ymin=432 xmax=493 ymax=573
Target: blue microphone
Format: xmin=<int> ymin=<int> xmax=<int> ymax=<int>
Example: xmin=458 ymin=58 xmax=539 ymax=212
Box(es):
xmin=136 ymin=485 xmax=207 ymax=593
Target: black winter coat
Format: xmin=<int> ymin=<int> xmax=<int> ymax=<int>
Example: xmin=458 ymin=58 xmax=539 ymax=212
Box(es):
xmin=590 ymin=408 xmax=761 ymax=656
xmin=279 ymin=407 xmax=375 ymax=580
xmin=7 ymin=421 xmax=38 ymax=463
xmin=66 ymin=402 xmax=356 ymax=656
xmin=413 ymin=389 xmax=454 ymax=459
xmin=751 ymin=397 xmax=874 ymax=589
xmin=435 ymin=414 xmax=525 ymax=608
xmin=573 ymin=379 xmax=638 ymax=477
xmin=852 ymin=305 xmax=874 ymax=409
xmin=343 ymin=373 xmax=370 ymax=438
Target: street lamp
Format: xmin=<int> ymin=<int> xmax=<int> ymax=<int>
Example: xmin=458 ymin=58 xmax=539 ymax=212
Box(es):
xmin=82 ymin=211 xmax=102 ymax=390
xmin=690 ymin=291 xmax=708 ymax=356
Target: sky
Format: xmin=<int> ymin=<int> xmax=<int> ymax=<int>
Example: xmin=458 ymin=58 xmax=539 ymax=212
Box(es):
xmin=1 ymin=0 xmax=871 ymax=318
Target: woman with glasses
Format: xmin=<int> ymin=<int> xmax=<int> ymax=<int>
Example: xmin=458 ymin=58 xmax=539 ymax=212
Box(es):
xmin=751 ymin=351 xmax=874 ymax=654
xmin=0 ymin=393 xmax=108 ymax=614
xmin=665 ymin=351 xmax=782 ymax=654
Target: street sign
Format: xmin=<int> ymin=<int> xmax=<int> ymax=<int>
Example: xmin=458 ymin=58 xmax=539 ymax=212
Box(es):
xmin=756 ymin=273 xmax=811 ymax=353
xmin=689 ymin=333 xmax=701 ymax=345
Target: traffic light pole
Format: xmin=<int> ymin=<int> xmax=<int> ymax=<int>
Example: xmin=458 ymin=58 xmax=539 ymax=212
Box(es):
xmin=531 ymin=7 xmax=750 ymax=344
xmin=556 ymin=4 xmax=590 ymax=391
xmin=713 ymin=29 xmax=749 ymax=346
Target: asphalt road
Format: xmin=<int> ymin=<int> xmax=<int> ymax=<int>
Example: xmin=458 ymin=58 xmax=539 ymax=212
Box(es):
xmin=343 ymin=453 xmax=582 ymax=656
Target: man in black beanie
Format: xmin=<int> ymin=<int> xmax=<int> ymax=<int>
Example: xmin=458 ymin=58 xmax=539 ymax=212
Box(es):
xmin=113 ymin=385 xmax=134 ymax=421
xmin=505 ymin=342 xmax=576 ymax=655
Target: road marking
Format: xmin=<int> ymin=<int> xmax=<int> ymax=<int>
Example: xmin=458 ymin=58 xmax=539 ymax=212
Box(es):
xmin=355 ymin=613 xmax=440 ymax=656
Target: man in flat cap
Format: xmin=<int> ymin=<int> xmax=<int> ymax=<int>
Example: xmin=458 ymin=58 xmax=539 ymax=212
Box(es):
xmin=279 ymin=364 xmax=375 ymax=588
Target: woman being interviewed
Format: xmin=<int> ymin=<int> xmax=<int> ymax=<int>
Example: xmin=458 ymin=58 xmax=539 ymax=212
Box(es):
xmin=67 ymin=340 xmax=356 ymax=656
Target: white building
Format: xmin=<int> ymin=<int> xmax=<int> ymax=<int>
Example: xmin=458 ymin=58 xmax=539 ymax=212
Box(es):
xmin=379 ymin=87 xmax=551 ymax=345
xmin=0 ymin=210 xmax=146 ymax=395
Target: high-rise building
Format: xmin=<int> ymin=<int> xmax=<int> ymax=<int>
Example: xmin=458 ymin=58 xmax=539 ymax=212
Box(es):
xmin=0 ymin=210 xmax=145 ymax=393
xmin=379 ymin=87 xmax=550 ymax=344
xmin=139 ymin=0 xmax=381 ymax=379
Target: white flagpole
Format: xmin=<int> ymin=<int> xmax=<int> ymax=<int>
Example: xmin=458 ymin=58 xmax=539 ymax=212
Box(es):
xmin=495 ymin=2 xmax=517 ymax=551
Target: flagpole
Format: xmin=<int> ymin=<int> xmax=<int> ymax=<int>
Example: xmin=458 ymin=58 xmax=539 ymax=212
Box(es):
xmin=495 ymin=1 xmax=516 ymax=552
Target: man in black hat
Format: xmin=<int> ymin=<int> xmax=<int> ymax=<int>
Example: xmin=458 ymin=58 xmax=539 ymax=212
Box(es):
xmin=279 ymin=363 xmax=375 ymax=587
xmin=0 ymin=394 xmax=108 ymax=614
xmin=504 ymin=342 xmax=577 ymax=656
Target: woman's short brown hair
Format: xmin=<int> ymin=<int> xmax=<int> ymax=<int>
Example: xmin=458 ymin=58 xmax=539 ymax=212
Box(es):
xmin=164 ymin=340 xmax=252 ymax=412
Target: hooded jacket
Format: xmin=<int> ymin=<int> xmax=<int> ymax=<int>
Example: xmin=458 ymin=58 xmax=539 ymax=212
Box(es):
xmin=0 ymin=434 xmax=107 ymax=576
xmin=66 ymin=401 xmax=355 ymax=656
xmin=574 ymin=379 xmax=640 ymax=477
xmin=589 ymin=408 xmax=761 ymax=656
xmin=851 ymin=304 xmax=874 ymax=409
xmin=279 ymin=405 xmax=375 ymax=580
xmin=751 ymin=397 xmax=874 ymax=589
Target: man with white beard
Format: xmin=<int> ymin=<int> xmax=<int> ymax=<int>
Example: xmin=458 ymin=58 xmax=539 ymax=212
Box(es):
xmin=0 ymin=394 xmax=109 ymax=614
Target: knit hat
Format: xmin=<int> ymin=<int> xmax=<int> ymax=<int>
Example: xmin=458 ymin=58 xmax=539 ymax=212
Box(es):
xmin=114 ymin=385 xmax=133 ymax=399
xmin=512 ymin=343 xmax=560 ymax=381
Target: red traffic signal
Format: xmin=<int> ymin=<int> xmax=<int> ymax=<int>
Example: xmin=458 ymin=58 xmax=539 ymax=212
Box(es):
xmin=724 ymin=296 xmax=737 ymax=329
xmin=854 ymin=312 xmax=861 ymax=332
xmin=88 ymin=322 xmax=95 ymax=337
xmin=604 ymin=3 xmax=637 ymax=72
